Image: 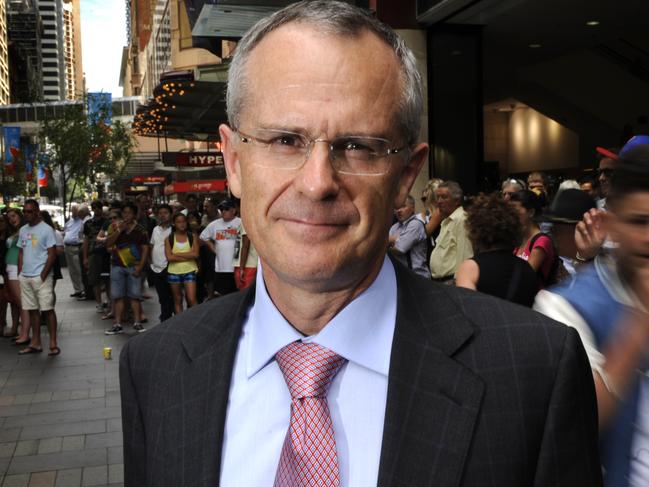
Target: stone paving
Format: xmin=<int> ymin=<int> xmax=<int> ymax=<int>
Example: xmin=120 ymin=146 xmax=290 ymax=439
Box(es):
xmin=0 ymin=270 xmax=161 ymax=487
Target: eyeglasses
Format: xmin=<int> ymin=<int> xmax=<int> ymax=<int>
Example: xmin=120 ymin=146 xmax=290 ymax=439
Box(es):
xmin=235 ymin=127 xmax=408 ymax=176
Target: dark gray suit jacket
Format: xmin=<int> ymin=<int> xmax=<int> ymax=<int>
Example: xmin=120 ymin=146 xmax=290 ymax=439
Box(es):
xmin=120 ymin=261 xmax=602 ymax=486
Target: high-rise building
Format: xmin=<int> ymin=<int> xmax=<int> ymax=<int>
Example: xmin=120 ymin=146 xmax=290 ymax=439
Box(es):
xmin=0 ymin=0 xmax=10 ymax=104
xmin=7 ymin=0 xmax=43 ymax=103
xmin=38 ymin=0 xmax=65 ymax=101
xmin=62 ymin=0 xmax=83 ymax=100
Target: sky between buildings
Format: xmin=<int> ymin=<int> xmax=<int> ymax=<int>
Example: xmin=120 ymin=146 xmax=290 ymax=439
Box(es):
xmin=80 ymin=0 xmax=126 ymax=98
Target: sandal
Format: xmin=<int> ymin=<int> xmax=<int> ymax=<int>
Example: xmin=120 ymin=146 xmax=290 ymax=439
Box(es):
xmin=13 ymin=339 xmax=30 ymax=346
xmin=18 ymin=346 xmax=43 ymax=355
xmin=48 ymin=347 xmax=61 ymax=356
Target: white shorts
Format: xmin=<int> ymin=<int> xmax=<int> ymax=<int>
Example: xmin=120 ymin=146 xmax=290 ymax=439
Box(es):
xmin=6 ymin=264 xmax=18 ymax=281
xmin=19 ymin=274 xmax=55 ymax=311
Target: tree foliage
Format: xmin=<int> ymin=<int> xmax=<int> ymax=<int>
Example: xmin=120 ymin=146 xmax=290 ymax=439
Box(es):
xmin=38 ymin=96 xmax=136 ymax=217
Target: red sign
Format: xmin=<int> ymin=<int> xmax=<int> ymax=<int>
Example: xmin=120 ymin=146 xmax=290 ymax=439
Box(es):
xmin=162 ymin=152 xmax=223 ymax=167
xmin=164 ymin=179 xmax=227 ymax=194
xmin=132 ymin=176 xmax=166 ymax=185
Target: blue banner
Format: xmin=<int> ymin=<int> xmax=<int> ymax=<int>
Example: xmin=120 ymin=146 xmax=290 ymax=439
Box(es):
xmin=24 ymin=143 xmax=38 ymax=181
xmin=37 ymin=152 xmax=50 ymax=188
xmin=87 ymin=92 xmax=112 ymax=125
xmin=3 ymin=126 xmax=21 ymax=174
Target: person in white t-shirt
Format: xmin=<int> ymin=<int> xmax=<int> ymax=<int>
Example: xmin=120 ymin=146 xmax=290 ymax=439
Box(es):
xmin=199 ymin=198 xmax=241 ymax=297
xmin=149 ymin=205 xmax=174 ymax=322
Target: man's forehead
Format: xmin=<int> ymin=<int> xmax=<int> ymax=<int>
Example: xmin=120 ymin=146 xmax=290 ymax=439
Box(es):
xmin=599 ymin=157 xmax=615 ymax=169
xmin=241 ymin=24 xmax=402 ymax=123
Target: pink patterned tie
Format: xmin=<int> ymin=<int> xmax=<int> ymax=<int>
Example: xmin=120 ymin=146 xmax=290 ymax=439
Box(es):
xmin=274 ymin=341 xmax=347 ymax=487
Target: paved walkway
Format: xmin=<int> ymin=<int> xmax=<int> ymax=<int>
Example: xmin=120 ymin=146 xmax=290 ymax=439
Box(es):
xmin=0 ymin=270 xmax=161 ymax=487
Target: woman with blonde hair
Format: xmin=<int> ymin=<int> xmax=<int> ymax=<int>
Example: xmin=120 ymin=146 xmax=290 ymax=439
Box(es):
xmin=417 ymin=178 xmax=444 ymax=243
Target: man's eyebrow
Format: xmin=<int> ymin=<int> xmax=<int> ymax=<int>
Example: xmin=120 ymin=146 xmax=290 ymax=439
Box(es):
xmin=256 ymin=125 xmax=393 ymax=140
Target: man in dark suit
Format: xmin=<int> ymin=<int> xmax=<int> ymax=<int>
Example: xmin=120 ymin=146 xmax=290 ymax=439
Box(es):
xmin=120 ymin=1 xmax=602 ymax=486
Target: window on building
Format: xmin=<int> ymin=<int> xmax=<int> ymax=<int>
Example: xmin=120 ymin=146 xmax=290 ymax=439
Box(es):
xmin=24 ymin=106 xmax=36 ymax=122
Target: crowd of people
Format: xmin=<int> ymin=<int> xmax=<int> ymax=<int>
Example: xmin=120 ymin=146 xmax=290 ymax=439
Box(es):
xmin=0 ymin=193 xmax=259 ymax=348
xmin=389 ymin=144 xmax=623 ymax=298
xmin=387 ymin=133 xmax=649 ymax=485
xmin=0 ymin=136 xmax=641 ymax=351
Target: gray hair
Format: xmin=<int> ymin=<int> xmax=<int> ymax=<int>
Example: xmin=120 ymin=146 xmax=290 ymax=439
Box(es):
xmin=558 ymin=179 xmax=580 ymax=192
xmin=405 ymin=195 xmax=415 ymax=207
xmin=226 ymin=0 xmax=424 ymax=144
xmin=501 ymin=178 xmax=524 ymax=192
xmin=437 ymin=180 xmax=463 ymax=202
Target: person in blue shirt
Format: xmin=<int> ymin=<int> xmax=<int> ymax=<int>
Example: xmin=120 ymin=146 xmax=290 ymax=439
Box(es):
xmin=535 ymin=137 xmax=649 ymax=486
xmin=17 ymin=199 xmax=60 ymax=356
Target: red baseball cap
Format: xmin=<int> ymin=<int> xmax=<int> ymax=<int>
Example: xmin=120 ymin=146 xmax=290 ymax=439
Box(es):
xmin=595 ymin=146 xmax=618 ymax=160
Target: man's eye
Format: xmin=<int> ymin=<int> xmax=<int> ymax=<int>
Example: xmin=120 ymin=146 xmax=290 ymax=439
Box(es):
xmin=340 ymin=140 xmax=373 ymax=153
xmin=269 ymin=134 xmax=304 ymax=148
xmin=625 ymin=217 xmax=649 ymax=227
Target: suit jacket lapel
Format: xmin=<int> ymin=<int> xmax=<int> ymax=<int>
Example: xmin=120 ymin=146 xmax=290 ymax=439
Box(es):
xmin=161 ymin=286 xmax=255 ymax=487
xmin=378 ymin=264 xmax=485 ymax=487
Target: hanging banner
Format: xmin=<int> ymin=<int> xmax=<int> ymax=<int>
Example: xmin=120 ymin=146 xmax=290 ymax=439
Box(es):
xmin=23 ymin=143 xmax=38 ymax=182
xmin=3 ymin=126 xmax=21 ymax=175
xmin=38 ymin=153 xmax=50 ymax=188
xmin=87 ymin=92 xmax=112 ymax=125
xmin=132 ymin=176 xmax=166 ymax=186
xmin=163 ymin=179 xmax=227 ymax=195
xmin=37 ymin=166 xmax=49 ymax=188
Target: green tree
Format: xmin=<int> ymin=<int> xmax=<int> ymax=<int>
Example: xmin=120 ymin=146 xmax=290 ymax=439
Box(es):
xmin=0 ymin=155 xmax=29 ymax=202
xmin=38 ymin=96 xmax=136 ymax=218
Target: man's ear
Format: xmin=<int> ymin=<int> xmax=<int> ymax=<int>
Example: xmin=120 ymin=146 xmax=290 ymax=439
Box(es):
xmin=393 ymin=143 xmax=428 ymax=209
xmin=219 ymin=124 xmax=242 ymax=198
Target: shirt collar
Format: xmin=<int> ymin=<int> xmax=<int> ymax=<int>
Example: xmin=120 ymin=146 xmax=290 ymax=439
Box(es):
xmin=596 ymin=254 xmax=647 ymax=312
xmin=246 ymin=256 xmax=397 ymax=379
xmin=397 ymin=214 xmax=417 ymax=227
xmin=446 ymin=206 xmax=464 ymax=221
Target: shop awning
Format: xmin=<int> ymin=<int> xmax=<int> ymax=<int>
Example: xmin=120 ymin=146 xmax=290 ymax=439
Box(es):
xmin=132 ymin=70 xmax=227 ymax=141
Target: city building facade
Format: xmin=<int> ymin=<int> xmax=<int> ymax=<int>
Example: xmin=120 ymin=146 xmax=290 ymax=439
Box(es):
xmin=38 ymin=0 xmax=66 ymax=101
xmin=62 ymin=0 xmax=83 ymax=100
xmin=7 ymin=0 xmax=42 ymax=103
xmin=0 ymin=0 xmax=10 ymax=104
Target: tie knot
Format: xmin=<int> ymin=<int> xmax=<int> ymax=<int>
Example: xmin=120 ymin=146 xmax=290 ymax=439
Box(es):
xmin=275 ymin=342 xmax=346 ymax=399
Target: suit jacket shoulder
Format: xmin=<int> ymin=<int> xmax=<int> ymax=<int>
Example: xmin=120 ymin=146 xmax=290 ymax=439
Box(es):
xmin=120 ymin=288 xmax=253 ymax=487
xmin=377 ymin=262 xmax=602 ymax=487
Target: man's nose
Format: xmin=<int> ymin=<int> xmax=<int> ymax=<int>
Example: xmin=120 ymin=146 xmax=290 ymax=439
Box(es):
xmin=294 ymin=141 xmax=340 ymax=200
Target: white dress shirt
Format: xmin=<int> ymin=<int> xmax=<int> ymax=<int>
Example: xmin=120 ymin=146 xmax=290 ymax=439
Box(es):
xmin=220 ymin=257 xmax=397 ymax=486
